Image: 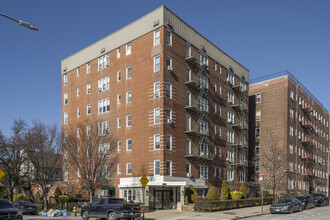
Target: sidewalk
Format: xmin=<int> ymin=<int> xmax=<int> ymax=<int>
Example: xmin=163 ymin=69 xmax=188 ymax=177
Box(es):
xmin=144 ymin=205 xmax=270 ymax=220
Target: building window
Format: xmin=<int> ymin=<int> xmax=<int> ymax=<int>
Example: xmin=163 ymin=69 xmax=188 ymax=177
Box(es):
xmin=98 ymin=54 xmax=109 ymax=71
xmin=126 ymin=66 xmax=132 ymax=80
xmin=166 ymin=161 xmax=172 ymax=176
xmin=186 ymin=43 xmax=191 ymax=57
xmin=256 ymin=127 xmax=261 ymax=138
xmin=227 ymin=111 xmax=235 ymax=123
xmin=154 ymin=108 xmax=160 ymax=124
xmin=226 ymin=150 xmax=234 ymax=163
xmin=255 ymin=145 xmax=260 ymax=155
xmin=186 ymin=67 xmax=191 ymax=81
xmin=239 ymin=171 xmax=246 ymax=183
xmin=219 ymin=105 xmax=221 ymax=116
xmin=289 ymin=89 xmax=294 ymax=101
xmin=117 ymin=94 xmax=121 ymax=105
xmin=98 ymin=76 xmax=110 ymax=92
xmin=166 ymin=82 xmax=172 ymax=99
xmin=87 ymin=104 xmax=91 ymax=115
xmin=126 ymin=139 xmax=132 ymax=151
xmin=154 ymin=81 xmax=160 ymax=98
xmin=199 ymin=98 xmax=208 ymax=112
xmin=289 ymin=108 xmax=294 ymax=118
xmin=186 ymin=115 xmax=191 ymax=131
xmin=126 ymin=43 xmax=131 ymax=56
xmin=218 ymin=127 xmax=221 ymax=137
xmin=154 ymin=55 xmax=160 ymax=72
xmin=198 ymin=165 xmax=208 ymax=179
xmin=98 ymin=98 xmax=110 ymax=114
xmin=226 ymin=70 xmax=234 ymax=85
xmin=289 ymin=144 xmax=293 ymax=154
xmin=154 ymin=134 xmax=160 ymax=150
xmin=64 ymin=170 xmax=68 ymax=182
xmin=126 ymin=163 xmax=132 ymax=175
xmin=186 ymin=91 xmax=191 ymax=106
xmin=289 ymin=126 xmax=293 ymax=136
xmin=186 ymin=163 xmax=191 ymax=176
xmin=117 ymin=141 xmax=121 ymax=151
xmin=126 ymin=91 xmax=132 ymax=103
xmin=166 ymin=108 xmax=172 ymax=124
xmin=198 ymin=52 xmax=208 ymax=65
xmin=256 ymin=93 xmax=261 ymax=103
xmin=166 ymin=30 xmax=172 ymax=46
xmin=77 ymin=168 xmax=80 ymax=178
xmin=154 ymin=160 xmax=160 ymax=175
xmin=117 ymin=118 xmax=121 ymax=128
xmin=226 ymin=130 xmax=234 ymax=143
xmin=117 ymin=48 xmax=120 ymax=58
xmin=256 ymin=110 xmax=261 ymax=121
xmin=64 ymin=93 xmax=68 ymax=105
xmin=77 ymin=128 xmax=80 ymax=138
xmin=166 ymin=56 xmax=172 ymax=69
xmin=186 ymin=139 xmax=191 ymax=154
xmin=77 ymin=87 xmax=80 ymax=97
xmin=199 ymin=120 xmax=209 ymax=135
xmin=126 ymin=115 xmax=132 ymax=127
xmin=117 ymin=164 xmax=121 ymax=174
xmin=166 ymin=134 xmax=172 ymax=150
xmin=199 ymin=75 xmax=208 ymax=89
xmin=77 ymin=108 xmax=80 ymax=118
xmin=154 ymin=29 xmax=160 ymax=46
xmin=87 ymin=125 xmax=91 ymax=136
xmin=63 ymin=74 xmax=67 ymax=85
xmin=86 ymin=83 xmax=91 ymax=94
xmin=86 ymin=62 xmax=90 ymax=74
xmin=226 ymin=91 xmax=234 ymax=104
xmin=64 ymin=112 xmax=68 ymax=124
xmin=98 ymin=121 xmax=110 ymax=136
xmin=117 ymin=71 xmax=121 ymax=81
xmin=214 ymin=83 xmax=217 ymax=92
xmin=255 ymin=162 xmax=260 ymax=172
xmin=214 ymin=62 xmax=217 ymax=71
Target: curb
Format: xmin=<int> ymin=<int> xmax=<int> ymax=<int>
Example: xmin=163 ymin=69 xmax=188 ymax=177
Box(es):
xmin=232 ymin=211 xmax=270 ymax=220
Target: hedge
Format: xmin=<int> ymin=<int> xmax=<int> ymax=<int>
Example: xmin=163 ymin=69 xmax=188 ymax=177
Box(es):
xmin=195 ymin=197 xmax=274 ymax=212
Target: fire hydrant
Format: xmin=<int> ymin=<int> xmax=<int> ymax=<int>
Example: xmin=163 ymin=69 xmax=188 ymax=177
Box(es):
xmin=73 ymin=206 xmax=77 ymax=216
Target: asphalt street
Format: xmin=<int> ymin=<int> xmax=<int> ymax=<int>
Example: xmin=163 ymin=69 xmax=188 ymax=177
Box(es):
xmin=244 ymin=206 xmax=330 ymax=220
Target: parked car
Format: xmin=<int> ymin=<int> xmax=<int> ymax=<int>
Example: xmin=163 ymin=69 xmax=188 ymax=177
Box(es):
xmin=270 ymin=198 xmax=303 ymax=214
xmin=312 ymin=193 xmax=329 ymax=207
xmin=0 ymin=199 xmax=23 ymax=219
xmin=295 ymin=196 xmax=315 ymax=209
xmin=12 ymin=201 xmax=38 ymax=215
xmin=81 ymin=198 xmax=141 ymax=220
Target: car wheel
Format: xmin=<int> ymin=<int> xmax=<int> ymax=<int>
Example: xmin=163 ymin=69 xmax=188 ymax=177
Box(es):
xmin=107 ymin=212 xmax=116 ymax=220
xmin=289 ymin=208 xmax=293 ymax=214
xmin=299 ymin=206 xmax=303 ymax=212
xmin=82 ymin=211 xmax=89 ymax=220
xmin=321 ymin=202 xmax=324 ymax=207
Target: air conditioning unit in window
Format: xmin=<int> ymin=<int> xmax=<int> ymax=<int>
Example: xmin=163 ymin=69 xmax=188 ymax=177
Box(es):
xmin=98 ymin=88 xmax=102 ymax=92
xmin=167 ymin=66 xmax=173 ymax=72
xmin=187 ymin=173 xmax=192 ymax=178
xmin=154 ymin=93 xmax=159 ymax=98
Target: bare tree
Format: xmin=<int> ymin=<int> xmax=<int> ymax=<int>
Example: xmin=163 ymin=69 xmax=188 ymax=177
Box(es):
xmin=24 ymin=120 xmax=62 ymax=210
xmin=259 ymin=129 xmax=287 ymax=200
xmin=62 ymin=122 xmax=118 ymax=202
xmin=0 ymin=119 xmax=29 ymax=201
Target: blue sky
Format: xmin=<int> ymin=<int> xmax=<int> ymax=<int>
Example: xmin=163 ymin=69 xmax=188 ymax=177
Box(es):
xmin=1 ymin=0 xmax=329 ymax=135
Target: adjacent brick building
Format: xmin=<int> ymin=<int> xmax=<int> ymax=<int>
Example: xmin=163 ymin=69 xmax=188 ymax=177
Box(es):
xmin=248 ymin=71 xmax=329 ymax=196
xmin=61 ymin=5 xmax=249 ymax=209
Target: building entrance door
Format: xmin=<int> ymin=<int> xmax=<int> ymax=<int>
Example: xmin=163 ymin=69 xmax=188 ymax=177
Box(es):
xmin=154 ymin=190 xmax=173 ymax=209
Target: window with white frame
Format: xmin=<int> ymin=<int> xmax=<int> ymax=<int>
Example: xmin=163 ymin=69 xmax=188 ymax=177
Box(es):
xmin=289 ymin=89 xmax=294 ymax=101
xmin=77 ymin=108 xmax=80 ymax=118
xmin=214 ymin=125 xmax=217 ymax=135
xmin=154 ymin=134 xmax=160 ymax=150
xmin=85 ymin=83 xmax=91 ymax=95
xmin=77 ymin=128 xmax=80 ymax=138
xmin=87 ymin=125 xmax=91 ymax=136
xmin=126 ymin=43 xmax=131 ymax=56
xmin=239 ymin=171 xmax=246 ymax=183
xmin=219 ymin=105 xmax=221 ymax=116
xmin=98 ymin=76 xmax=110 ymax=92
xmin=166 ymin=56 xmax=172 ymax=69
xmin=87 ymin=104 xmax=91 ymax=115
xmin=117 ymin=164 xmax=121 ymax=174
xmin=198 ymin=52 xmax=208 ymax=65
xmin=166 ymin=134 xmax=172 ymax=150
xmin=154 ymin=55 xmax=160 ymax=72
xmin=98 ymin=121 xmax=110 ymax=136
xmin=126 ymin=115 xmax=132 ymax=127
xmin=186 ymin=91 xmax=191 ymax=106
xmin=126 ymin=139 xmax=132 ymax=151
xmin=117 ymin=118 xmax=121 ymax=128
xmin=117 ymin=140 xmax=121 ymax=151
xmin=153 ymin=82 xmax=160 ymax=99
xmin=166 ymin=161 xmax=172 ymax=176
xmin=117 ymin=94 xmax=121 ymax=105
xmin=154 ymin=29 xmax=160 ymax=46
xmin=226 ymin=150 xmax=234 ymax=162
xmin=289 ymin=126 xmax=293 ymax=136
xmin=77 ymin=168 xmax=80 ymax=178
xmin=126 ymin=91 xmax=132 ymax=103
xmin=256 ymin=110 xmax=261 ymax=121
xmin=198 ymin=165 xmax=208 ymax=179
xmin=64 ymin=170 xmax=68 ymax=181
xmin=186 ymin=67 xmax=191 ymax=81
xmin=186 ymin=43 xmax=191 ymax=57
xmin=226 ymin=91 xmax=234 ymax=104
xmin=219 ymin=64 xmax=222 ymax=74
xmin=198 ymin=75 xmax=208 ymax=89
xmin=117 ymin=48 xmax=120 ymax=58
xmin=98 ymin=54 xmax=109 ymax=71
xmin=255 ymin=145 xmax=260 ymax=155
xmin=214 ymin=62 xmax=217 ymax=71
xmin=166 ymin=82 xmax=172 ymax=99
xmin=98 ymin=98 xmax=110 ymax=114
xmin=126 ymin=163 xmax=132 ymax=175
xmin=63 ymin=73 xmax=67 ymax=85
xmin=86 ymin=62 xmax=91 ymax=73
xmin=126 ymin=67 xmax=132 ymax=79
xmin=214 ymin=83 xmax=217 ymax=92
xmin=227 ymin=111 xmax=235 ymax=123
xmin=289 ymin=107 xmax=294 ymax=118
xmin=226 ymin=130 xmax=234 ymax=143
xmin=226 ymin=70 xmax=234 ymax=85
xmin=154 ymin=108 xmax=160 ymax=124
xmin=255 ymin=162 xmax=260 ymax=172
xmin=256 ymin=127 xmax=261 ymax=138
xmin=77 ymin=87 xmax=80 ymax=97
xmin=186 ymin=163 xmax=191 ymax=176
xmin=289 ymin=162 xmax=293 ymax=172
xmin=154 ymin=160 xmax=160 ymax=175
xmin=63 ymin=93 xmax=68 ymax=106
xmin=198 ymin=120 xmax=208 ymax=135
xmin=199 ymin=98 xmax=208 ymax=112
xmin=98 ymin=143 xmax=110 ymax=156
xmin=219 ymin=86 xmax=222 ymax=95
xmin=186 ymin=115 xmax=191 ymax=130
xmin=289 ymin=144 xmax=293 ymax=154
xmin=186 ymin=139 xmax=191 ymax=154
xmin=166 ymin=108 xmax=172 ymax=124
xmin=214 ymin=104 xmax=217 ymax=114
xmin=117 ymin=71 xmax=121 ymax=82
xmin=219 ymin=127 xmax=221 ymax=137
xmin=166 ymin=30 xmax=172 ymax=46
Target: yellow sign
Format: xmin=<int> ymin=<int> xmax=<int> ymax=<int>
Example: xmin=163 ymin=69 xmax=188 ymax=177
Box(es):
xmin=140 ymin=175 xmax=149 ymax=188
xmin=0 ymin=169 xmax=6 ymax=179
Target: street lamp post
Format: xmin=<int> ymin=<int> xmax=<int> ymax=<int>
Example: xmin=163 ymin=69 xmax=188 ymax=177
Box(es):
xmin=0 ymin=13 xmax=38 ymax=31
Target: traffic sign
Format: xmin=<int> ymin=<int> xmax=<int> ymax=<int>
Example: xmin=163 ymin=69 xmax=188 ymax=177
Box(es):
xmin=259 ymin=173 xmax=263 ymax=181
xmin=0 ymin=169 xmax=6 ymax=179
xmin=140 ymin=175 xmax=149 ymax=188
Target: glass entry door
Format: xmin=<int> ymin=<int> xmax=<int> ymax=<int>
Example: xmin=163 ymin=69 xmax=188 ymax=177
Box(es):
xmin=154 ymin=190 xmax=173 ymax=209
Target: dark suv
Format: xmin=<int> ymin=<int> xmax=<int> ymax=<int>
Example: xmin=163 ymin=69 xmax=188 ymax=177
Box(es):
xmin=296 ymin=196 xmax=315 ymax=209
xmin=312 ymin=193 xmax=329 ymax=207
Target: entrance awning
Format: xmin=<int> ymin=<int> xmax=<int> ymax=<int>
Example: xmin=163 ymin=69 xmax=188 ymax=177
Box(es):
xmin=102 ymin=185 xmax=116 ymax=190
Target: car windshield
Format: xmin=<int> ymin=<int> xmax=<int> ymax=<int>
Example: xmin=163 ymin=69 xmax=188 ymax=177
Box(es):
xmin=313 ymin=194 xmax=323 ymax=197
xmin=0 ymin=200 xmax=14 ymax=209
xmin=296 ymin=196 xmax=306 ymax=200
xmin=277 ymin=199 xmax=292 ymax=204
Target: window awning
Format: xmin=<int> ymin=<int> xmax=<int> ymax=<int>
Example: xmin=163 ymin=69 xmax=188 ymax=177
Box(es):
xmin=101 ymin=185 xmax=116 ymax=190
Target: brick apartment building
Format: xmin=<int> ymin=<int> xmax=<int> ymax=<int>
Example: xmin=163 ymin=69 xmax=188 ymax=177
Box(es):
xmin=61 ymin=5 xmax=249 ymax=209
xmin=248 ymin=71 xmax=329 ymax=196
